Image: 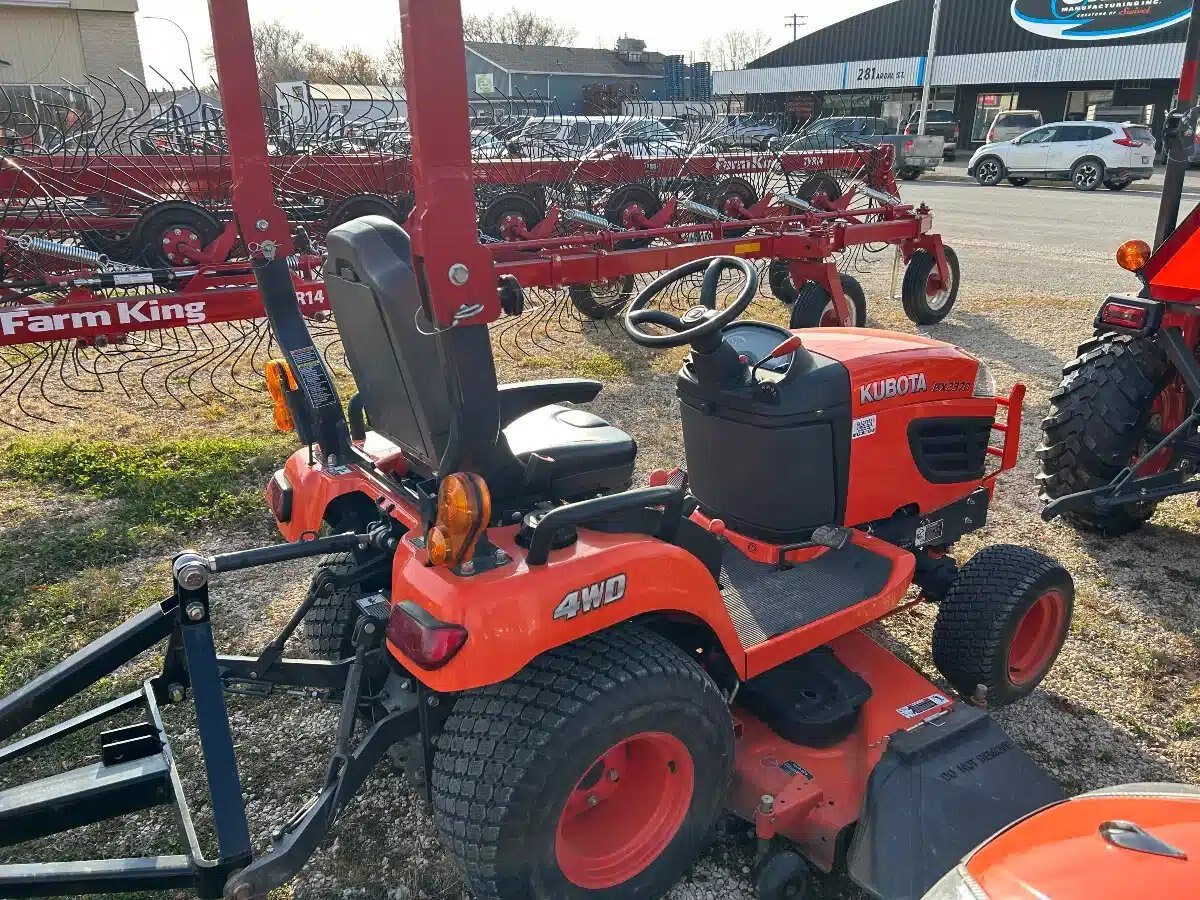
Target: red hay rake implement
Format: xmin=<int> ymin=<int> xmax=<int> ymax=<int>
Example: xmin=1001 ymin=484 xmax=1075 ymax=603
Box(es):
xmin=0 ymin=60 xmax=958 ymax=429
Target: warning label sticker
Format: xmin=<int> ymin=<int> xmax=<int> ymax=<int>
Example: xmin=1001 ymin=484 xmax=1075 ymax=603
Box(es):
xmin=897 ymin=693 xmax=949 ymax=719
xmin=780 ymin=760 xmax=814 ymax=780
xmin=915 ymin=518 xmax=944 ymax=546
xmin=290 ymin=346 xmax=336 ymax=409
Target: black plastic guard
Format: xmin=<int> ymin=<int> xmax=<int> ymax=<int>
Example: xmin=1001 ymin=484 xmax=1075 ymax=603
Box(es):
xmin=846 ymin=703 xmax=1064 ymax=900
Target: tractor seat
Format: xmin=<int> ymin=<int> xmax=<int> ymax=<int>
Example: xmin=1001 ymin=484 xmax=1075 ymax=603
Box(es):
xmin=502 ymin=404 xmax=636 ymax=500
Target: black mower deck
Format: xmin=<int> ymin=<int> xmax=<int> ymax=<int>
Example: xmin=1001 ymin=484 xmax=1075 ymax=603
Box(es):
xmin=720 ymin=543 xmax=893 ymax=646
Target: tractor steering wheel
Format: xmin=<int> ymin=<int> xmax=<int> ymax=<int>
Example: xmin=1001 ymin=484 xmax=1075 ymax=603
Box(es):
xmin=622 ymin=256 xmax=759 ymax=348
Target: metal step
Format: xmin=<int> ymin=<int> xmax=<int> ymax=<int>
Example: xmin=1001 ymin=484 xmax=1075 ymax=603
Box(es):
xmin=0 ymin=855 xmax=194 ymax=898
xmin=0 ymin=754 xmax=171 ymax=846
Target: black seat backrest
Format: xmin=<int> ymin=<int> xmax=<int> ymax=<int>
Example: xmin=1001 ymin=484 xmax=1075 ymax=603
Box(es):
xmin=324 ymin=216 xmax=450 ymax=475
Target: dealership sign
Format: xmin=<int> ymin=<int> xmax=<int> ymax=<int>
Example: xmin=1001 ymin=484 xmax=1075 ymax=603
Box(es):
xmin=1011 ymin=0 xmax=1191 ymax=40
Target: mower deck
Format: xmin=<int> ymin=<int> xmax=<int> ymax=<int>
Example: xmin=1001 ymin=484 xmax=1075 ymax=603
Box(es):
xmin=721 ymin=543 xmax=894 ymax=646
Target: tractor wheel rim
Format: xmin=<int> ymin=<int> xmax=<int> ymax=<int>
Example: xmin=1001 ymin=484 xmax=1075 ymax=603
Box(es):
xmin=820 ymin=300 xmax=849 ymax=327
xmin=555 ymin=731 xmax=694 ymax=889
xmin=1008 ymin=589 xmax=1067 ymax=686
xmin=1075 ymin=166 xmax=1099 ymax=188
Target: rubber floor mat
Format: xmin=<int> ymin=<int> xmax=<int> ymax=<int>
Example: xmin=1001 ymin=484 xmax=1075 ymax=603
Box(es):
xmin=721 ymin=544 xmax=893 ymax=646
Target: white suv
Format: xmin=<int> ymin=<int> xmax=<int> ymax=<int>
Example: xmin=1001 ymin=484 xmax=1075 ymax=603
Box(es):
xmin=968 ymin=121 xmax=1156 ymax=191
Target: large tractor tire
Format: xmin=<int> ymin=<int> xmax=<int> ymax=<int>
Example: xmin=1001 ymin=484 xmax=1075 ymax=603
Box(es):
xmin=1037 ymin=334 xmax=1174 ymax=536
xmin=432 ymin=625 xmax=733 ymax=900
xmin=933 ymin=545 xmax=1074 ymax=707
xmin=301 ymin=552 xmax=390 ymax=661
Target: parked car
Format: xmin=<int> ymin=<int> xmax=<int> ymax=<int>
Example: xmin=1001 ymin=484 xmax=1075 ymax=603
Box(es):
xmin=776 ymin=116 xmax=943 ymax=180
xmin=904 ymin=108 xmax=960 ymax=160
xmin=986 ymin=109 xmax=1044 ymax=144
xmin=720 ymin=114 xmax=781 ymax=150
xmin=968 ymin=121 xmax=1157 ymax=191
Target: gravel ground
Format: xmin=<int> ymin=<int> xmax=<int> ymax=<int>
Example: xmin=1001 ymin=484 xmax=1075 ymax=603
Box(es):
xmin=2 ymin=227 xmax=1198 ymax=900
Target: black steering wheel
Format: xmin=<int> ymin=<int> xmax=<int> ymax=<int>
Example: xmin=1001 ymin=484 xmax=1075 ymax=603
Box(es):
xmin=622 ymin=256 xmax=759 ymax=348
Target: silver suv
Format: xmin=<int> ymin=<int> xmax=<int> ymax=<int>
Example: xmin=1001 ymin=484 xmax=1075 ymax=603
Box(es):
xmin=721 ymin=115 xmax=781 ymax=150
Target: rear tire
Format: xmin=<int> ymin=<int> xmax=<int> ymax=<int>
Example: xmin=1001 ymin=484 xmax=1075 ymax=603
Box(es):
xmin=1007 ymin=177 xmax=1030 ymax=187
xmin=897 ymin=167 xmax=921 ymax=181
xmin=933 ymin=545 xmax=1074 ymax=707
xmin=432 ymin=625 xmax=733 ymax=900
xmin=1104 ymin=178 xmax=1131 ymax=191
xmin=301 ymin=552 xmax=388 ymax=661
xmin=901 ymin=246 xmax=960 ymax=325
xmin=1037 ymin=334 xmax=1174 ymax=535
xmin=1071 ymin=158 xmax=1104 ymax=192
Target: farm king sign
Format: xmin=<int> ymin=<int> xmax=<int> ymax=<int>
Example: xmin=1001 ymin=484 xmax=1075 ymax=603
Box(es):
xmin=1011 ymin=0 xmax=1191 ymax=39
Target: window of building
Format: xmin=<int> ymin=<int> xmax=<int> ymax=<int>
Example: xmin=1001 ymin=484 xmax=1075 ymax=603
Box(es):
xmin=972 ymin=93 xmax=1018 ymax=142
xmin=1065 ymin=89 xmax=1114 ymax=121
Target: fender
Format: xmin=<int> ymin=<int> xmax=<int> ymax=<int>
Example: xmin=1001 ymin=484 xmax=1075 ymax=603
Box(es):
xmin=386 ymin=525 xmax=748 ymax=692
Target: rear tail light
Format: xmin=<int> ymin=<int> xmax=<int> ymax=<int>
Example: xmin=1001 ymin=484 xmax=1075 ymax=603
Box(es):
xmin=1100 ymin=302 xmax=1148 ymax=329
xmin=952 ymin=124 xmax=960 ymax=139
xmin=904 ymin=123 xmax=914 ymax=135
xmin=387 ymin=601 xmax=468 ymax=669
xmin=986 ymin=128 xmax=996 ymax=143
xmin=266 ymin=470 xmax=293 ymax=522
xmin=904 ymin=139 xmax=915 ymax=153
xmin=1113 ymin=128 xmax=1144 ymax=148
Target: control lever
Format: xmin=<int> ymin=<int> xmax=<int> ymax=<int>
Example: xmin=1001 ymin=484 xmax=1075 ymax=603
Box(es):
xmin=750 ymin=334 xmax=806 ymax=382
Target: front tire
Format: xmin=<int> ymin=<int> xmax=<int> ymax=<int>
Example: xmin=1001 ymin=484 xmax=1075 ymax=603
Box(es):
xmin=1037 ymin=334 xmax=1174 ymax=535
xmin=901 ymin=246 xmax=960 ymax=325
xmin=933 ymin=545 xmax=1074 ymax=707
xmin=974 ymin=156 xmax=1004 ymax=186
xmin=432 ymin=625 xmax=734 ymax=900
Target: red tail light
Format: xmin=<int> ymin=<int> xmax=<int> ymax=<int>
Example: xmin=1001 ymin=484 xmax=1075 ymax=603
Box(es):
xmin=1113 ymin=128 xmax=1144 ymax=148
xmin=387 ymin=601 xmax=467 ymax=669
xmin=904 ymin=139 xmax=915 ymax=153
xmin=266 ymin=470 xmax=292 ymax=522
xmin=1100 ymin=302 xmax=1148 ymax=329
xmin=986 ymin=128 xmax=996 ymax=143
xmin=951 ymin=124 xmax=960 ymax=139
xmin=904 ymin=123 xmax=914 ymax=135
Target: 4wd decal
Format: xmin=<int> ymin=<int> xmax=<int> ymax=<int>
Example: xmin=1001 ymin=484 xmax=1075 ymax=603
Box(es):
xmin=859 ymin=373 xmax=927 ymax=405
xmin=553 ymin=574 xmax=627 ymax=620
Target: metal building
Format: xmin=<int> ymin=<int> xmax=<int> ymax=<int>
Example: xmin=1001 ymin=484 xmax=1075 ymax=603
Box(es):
xmin=714 ymin=0 xmax=1186 ymax=148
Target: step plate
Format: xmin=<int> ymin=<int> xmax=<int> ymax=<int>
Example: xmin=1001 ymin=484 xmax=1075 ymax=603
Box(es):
xmin=720 ymin=544 xmax=893 ymax=646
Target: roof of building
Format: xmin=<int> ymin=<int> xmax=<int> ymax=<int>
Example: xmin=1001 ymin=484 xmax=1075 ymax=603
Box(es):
xmin=304 ymin=84 xmax=404 ymax=102
xmin=466 ymin=42 xmax=665 ymax=77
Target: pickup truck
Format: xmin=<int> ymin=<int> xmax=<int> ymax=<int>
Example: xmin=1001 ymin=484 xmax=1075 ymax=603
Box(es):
xmin=775 ymin=116 xmax=944 ymax=180
xmin=903 ymin=109 xmax=960 ymax=160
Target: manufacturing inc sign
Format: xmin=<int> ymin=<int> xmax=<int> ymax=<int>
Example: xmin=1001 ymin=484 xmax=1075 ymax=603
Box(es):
xmin=1012 ymin=0 xmax=1191 ymax=40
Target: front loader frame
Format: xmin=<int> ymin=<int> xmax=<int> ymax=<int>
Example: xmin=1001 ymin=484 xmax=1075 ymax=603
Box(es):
xmin=0 ymin=531 xmax=422 ymax=899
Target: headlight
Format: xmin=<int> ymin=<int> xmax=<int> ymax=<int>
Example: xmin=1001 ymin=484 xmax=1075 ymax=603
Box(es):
xmin=973 ymin=360 xmax=997 ymax=399
xmin=922 ymin=864 xmax=989 ymax=900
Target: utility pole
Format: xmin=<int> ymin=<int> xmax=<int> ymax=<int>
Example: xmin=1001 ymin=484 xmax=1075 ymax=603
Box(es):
xmin=785 ymin=14 xmax=806 ymax=43
xmin=917 ymin=0 xmax=943 ymax=135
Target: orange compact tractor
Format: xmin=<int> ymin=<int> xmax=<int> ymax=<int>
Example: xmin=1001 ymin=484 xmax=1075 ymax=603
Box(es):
xmin=924 ymin=783 xmax=1199 ymax=899
xmin=0 ymin=2 xmax=1075 ymax=899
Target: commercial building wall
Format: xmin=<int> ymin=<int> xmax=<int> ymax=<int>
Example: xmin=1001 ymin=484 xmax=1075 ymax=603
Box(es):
xmin=0 ymin=1 xmax=143 ymax=87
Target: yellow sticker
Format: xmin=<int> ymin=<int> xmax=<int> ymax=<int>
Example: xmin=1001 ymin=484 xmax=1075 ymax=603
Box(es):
xmin=733 ymin=241 xmax=761 ymax=255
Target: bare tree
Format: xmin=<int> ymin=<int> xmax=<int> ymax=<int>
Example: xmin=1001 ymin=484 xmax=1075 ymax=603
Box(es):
xmin=381 ymin=37 xmax=405 ymax=86
xmin=463 ymin=7 xmax=578 ymax=46
xmin=701 ymin=29 xmax=773 ymax=71
xmin=309 ymin=48 xmax=390 ymax=85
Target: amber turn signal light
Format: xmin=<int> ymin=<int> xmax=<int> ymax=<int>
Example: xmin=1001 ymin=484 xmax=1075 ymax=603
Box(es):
xmin=1116 ymin=239 xmax=1152 ymax=274
xmin=427 ymin=473 xmax=491 ymax=568
xmin=264 ymin=359 xmax=298 ymax=433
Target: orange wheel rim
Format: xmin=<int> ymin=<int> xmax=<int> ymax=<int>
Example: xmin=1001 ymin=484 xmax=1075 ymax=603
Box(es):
xmin=1008 ymin=589 xmax=1067 ymax=686
xmin=555 ymin=731 xmax=694 ymax=889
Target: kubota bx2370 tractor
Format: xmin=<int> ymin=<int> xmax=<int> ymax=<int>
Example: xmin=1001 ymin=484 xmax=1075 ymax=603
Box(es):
xmin=0 ymin=2 xmax=1076 ymax=900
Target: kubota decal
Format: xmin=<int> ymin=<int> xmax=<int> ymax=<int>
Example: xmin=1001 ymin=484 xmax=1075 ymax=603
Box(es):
xmin=553 ymin=574 xmax=627 ymax=620
xmin=1011 ymin=0 xmax=1190 ymax=41
xmin=859 ymin=372 xmax=927 ymax=404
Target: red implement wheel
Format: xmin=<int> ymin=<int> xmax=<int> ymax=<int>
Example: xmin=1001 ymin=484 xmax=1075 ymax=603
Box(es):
xmin=901 ymin=246 xmax=960 ymax=325
xmin=432 ymin=625 xmax=732 ymax=900
xmin=712 ymin=177 xmax=758 ymax=238
xmin=481 ymin=191 xmax=544 ymax=242
xmin=327 ymin=192 xmax=411 ymax=228
xmin=555 ymin=731 xmax=694 ymax=889
xmin=787 ymin=275 xmax=867 ymax=328
xmin=131 ymin=201 xmax=223 ymax=267
xmin=933 ymin=545 xmax=1074 ymax=707
xmin=605 ymin=184 xmax=662 ymax=249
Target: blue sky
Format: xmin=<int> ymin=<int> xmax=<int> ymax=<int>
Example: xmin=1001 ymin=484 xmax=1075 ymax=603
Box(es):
xmin=135 ymin=0 xmax=890 ymax=86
